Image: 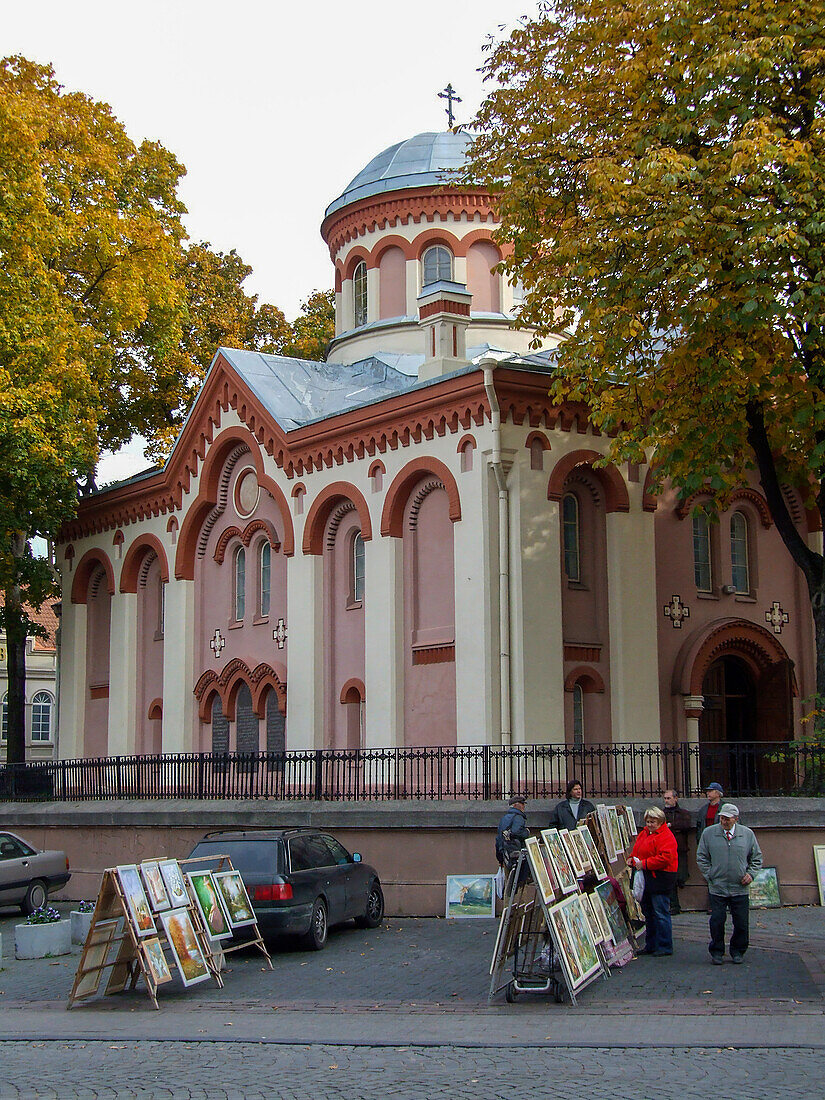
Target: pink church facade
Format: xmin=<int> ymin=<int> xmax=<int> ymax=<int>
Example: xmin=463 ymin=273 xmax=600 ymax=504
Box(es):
xmin=56 ymin=132 xmax=818 ymax=791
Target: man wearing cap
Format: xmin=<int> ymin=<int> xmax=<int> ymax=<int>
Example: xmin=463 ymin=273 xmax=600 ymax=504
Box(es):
xmin=696 ymin=803 xmax=763 ymax=964
xmin=694 ymin=782 xmax=724 ymax=842
xmin=496 ymin=796 xmax=529 ymax=871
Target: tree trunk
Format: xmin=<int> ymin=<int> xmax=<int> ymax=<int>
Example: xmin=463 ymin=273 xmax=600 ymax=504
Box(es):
xmin=5 ymin=532 xmax=29 ymax=765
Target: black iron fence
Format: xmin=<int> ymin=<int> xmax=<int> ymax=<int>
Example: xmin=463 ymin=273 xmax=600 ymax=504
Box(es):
xmin=1 ymin=741 xmax=823 ymax=802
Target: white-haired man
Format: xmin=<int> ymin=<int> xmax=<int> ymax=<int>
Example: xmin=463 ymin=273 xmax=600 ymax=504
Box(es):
xmin=696 ymin=803 xmax=762 ymax=965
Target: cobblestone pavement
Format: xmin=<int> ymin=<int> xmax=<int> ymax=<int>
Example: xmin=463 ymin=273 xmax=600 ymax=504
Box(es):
xmin=1 ymin=1041 xmax=824 ymax=1099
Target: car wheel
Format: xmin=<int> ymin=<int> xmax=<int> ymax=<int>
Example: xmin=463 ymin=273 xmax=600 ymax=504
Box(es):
xmin=303 ymin=898 xmax=328 ymax=951
xmin=21 ymin=879 xmax=48 ymax=915
xmin=355 ymin=881 xmax=384 ymax=929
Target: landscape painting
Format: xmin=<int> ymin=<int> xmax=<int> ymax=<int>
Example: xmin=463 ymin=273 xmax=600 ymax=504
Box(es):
xmin=445 ymin=874 xmax=496 ymax=918
xmin=159 ymin=908 xmax=211 ymax=987
xmin=116 ymin=864 xmax=156 ymax=938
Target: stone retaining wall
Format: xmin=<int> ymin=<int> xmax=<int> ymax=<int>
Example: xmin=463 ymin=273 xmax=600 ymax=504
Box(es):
xmin=1 ymin=798 xmax=823 ymax=914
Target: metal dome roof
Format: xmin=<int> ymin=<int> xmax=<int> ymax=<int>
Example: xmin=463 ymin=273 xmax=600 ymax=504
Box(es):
xmin=325 ymin=130 xmax=472 ymax=218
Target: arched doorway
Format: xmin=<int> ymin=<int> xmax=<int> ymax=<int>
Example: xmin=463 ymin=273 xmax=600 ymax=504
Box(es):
xmin=698 ymin=653 xmax=794 ymax=794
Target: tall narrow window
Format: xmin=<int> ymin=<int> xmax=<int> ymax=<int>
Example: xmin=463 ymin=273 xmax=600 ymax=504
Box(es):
xmin=692 ymin=510 xmax=712 ymax=591
xmin=158 ymin=578 xmax=165 ymax=637
xmin=234 ymin=546 xmax=246 ymax=621
xmin=31 ymin=692 xmax=52 ymax=742
xmin=422 ymin=245 xmax=452 ymax=286
xmin=353 ymin=261 xmax=368 ymax=327
xmin=562 ymin=493 xmax=581 ymax=582
xmin=259 ymin=542 xmax=271 ymax=617
xmin=572 ymin=683 xmax=584 ymax=749
xmin=730 ymin=512 xmax=750 ymax=594
xmin=352 ymin=532 xmax=365 ymax=603
xmin=1 ymin=693 xmax=7 ymax=741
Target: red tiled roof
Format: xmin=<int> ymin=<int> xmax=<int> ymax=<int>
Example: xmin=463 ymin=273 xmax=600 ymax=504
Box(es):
xmin=0 ymin=597 xmax=59 ymax=651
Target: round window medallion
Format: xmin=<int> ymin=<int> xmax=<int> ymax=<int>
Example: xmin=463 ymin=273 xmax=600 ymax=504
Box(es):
xmin=235 ymin=469 xmax=259 ymax=517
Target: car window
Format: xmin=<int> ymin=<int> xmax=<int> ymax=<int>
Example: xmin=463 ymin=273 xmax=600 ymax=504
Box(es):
xmin=0 ymin=834 xmax=29 ymax=860
xmin=188 ymin=840 xmax=279 ymax=876
xmin=288 ymin=837 xmax=314 ymax=872
xmin=321 ymin=836 xmax=351 ymax=866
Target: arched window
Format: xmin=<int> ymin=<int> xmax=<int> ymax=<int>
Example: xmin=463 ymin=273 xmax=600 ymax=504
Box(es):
xmin=692 ymin=509 xmax=712 ymax=591
xmin=422 ymin=245 xmax=452 ymax=286
xmin=259 ymin=541 xmax=271 ymax=617
xmin=234 ymin=546 xmax=246 ymax=621
xmin=1 ymin=693 xmax=6 ymax=741
xmin=562 ymin=493 xmax=581 ymax=582
xmin=730 ymin=512 xmax=750 ymax=594
xmin=353 ymin=261 xmax=368 ymax=327
xmin=31 ymin=692 xmax=53 ymax=742
xmin=572 ymin=683 xmax=584 ymax=749
xmin=352 ymin=532 xmax=365 ymax=604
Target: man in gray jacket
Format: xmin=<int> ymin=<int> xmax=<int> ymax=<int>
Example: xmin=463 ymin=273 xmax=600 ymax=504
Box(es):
xmin=696 ymin=803 xmax=762 ymax=965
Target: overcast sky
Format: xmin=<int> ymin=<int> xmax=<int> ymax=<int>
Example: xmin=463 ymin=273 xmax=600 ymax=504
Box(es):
xmin=6 ymin=0 xmax=534 ymax=481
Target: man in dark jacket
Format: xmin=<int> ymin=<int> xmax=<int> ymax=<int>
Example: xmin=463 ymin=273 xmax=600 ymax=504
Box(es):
xmin=663 ymin=789 xmax=692 ymax=913
xmin=496 ymin=796 xmax=529 ymax=869
xmin=694 ymin=782 xmax=724 ymax=841
xmin=550 ymin=780 xmax=596 ymax=831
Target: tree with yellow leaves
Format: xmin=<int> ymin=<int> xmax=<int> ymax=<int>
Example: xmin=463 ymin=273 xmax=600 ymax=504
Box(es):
xmin=468 ymin=0 xmax=825 ymax=696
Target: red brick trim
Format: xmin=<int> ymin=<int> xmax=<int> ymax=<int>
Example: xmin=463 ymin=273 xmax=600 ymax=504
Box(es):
xmin=381 ymin=457 xmax=462 ymax=537
xmin=564 ymin=645 xmax=601 ymax=662
xmin=564 ymin=666 xmax=605 ymax=693
xmin=525 ymin=430 xmax=552 ymax=453
xmin=194 ymin=658 xmax=287 ymax=720
xmin=71 ymin=549 xmax=115 ymax=605
xmin=89 ymin=684 xmax=109 ymax=699
xmin=419 ymin=299 xmax=471 ymax=320
xmin=368 ymin=459 xmax=386 ymax=479
xmin=339 ymin=677 xmax=366 ymax=703
xmin=147 ymin=698 xmax=163 ymax=720
xmin=672 ymin=618 xmax=796 ymax=697
xmin=303 ymin=482 xmax=373 ymax=555
xmin=456 ymin=434 xmax=477 ymax=454
xmin=547 ymin=450 xmax=630 ymax=514
xmin=412 ymin=644 xmax=455 ymax=665
xmin=676 ymin=486 xmax=773 ymax=528
xmin=120 ymin=534 xmax=170 ymax=593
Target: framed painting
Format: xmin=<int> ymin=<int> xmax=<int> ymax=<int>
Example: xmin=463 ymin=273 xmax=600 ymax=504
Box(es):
xmin=186 ymin=871 xmax=233 ymax=940
xmin=159 ymin=908 xmax=211 ymax=987
xmin=158 ymin=859 xmax=189 ymax=909
xmin=616 ymin=813 xmax=631 ymax=851
xmin=597 ymin=806 xmax=617 ymax=863
xmin=540 ymin=829 xmax=578 ymax=895
xmin=607 ymin=807 xmax=625 ymax=857
xmin=116 ymin=864 xmax=157 ymax=938
xmin=73 ymin=918 xmax=120 ymax=1000
xmin=559 ymin=829 xmax=586 ymax=878
xmin=595 ymin=879 xmax=629 ymax=946
xmin=548 ymin=903 xmax=583 ymax=989
xmin=213 ymin=870 xmax=256 ymax=928
xmin=815 ymin=845 xmax=825 ymax=907
xmin=140 ymin=861 xmax=171 ymax=913
xmin=524 ymin=837 xmax=557 ymax=906
xmin=749 ymin=866 xmax=781 ymax=909
xmin=141 ymin=936 xmax=173 ymax=986
xmin=580 ymin=825 xmax=608 ymax=881
xmin=622 ymin=805 xmax=638 ymax=837
xmin=445 ymin=874 xmax=496 ymax=918
xmin=568 ymin=827 xmax=592 ymax=873
xmin=580 ymin=893 xmax=604 ymax=944
xmin=587 ymin=888 xmax=614 ymax=944
xmin=558 ymin=894 xmax=602 ymax=986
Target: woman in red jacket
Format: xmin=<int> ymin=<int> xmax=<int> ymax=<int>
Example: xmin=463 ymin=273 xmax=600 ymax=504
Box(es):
xmin=628 ymin=806 xmax=678 ymax=956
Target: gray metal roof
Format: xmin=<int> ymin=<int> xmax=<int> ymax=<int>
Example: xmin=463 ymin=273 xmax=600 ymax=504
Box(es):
xmin=325 ymin=131 xmax=472 ymax=218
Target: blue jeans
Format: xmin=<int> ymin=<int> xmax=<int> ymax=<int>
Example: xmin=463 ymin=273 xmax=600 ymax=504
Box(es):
xmin=641 ymin=891 xmax=673 ymax=953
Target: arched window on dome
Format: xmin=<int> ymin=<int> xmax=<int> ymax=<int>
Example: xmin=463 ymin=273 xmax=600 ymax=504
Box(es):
xmin=422 ymin=246 xmax=452 ymax=287
xmin=353 ymin=261 xmax=368 ymax=327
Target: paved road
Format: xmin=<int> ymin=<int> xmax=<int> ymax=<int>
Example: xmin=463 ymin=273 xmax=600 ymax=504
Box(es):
xmin=1 ymin=905 xmax=824 ymax=1098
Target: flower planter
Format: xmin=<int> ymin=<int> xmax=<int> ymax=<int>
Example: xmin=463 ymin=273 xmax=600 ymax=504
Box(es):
xmin=15 ymin=919 xmax=72 ymax=960
xmin=71 ymin=911 xmax=94 ymax=945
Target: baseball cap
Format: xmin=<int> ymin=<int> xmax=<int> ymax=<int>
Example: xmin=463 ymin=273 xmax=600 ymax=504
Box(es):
xmin=719 ymin=803 xmax=739 ymax=817
xmin=706 ymin=782 xmax=724 ymax=793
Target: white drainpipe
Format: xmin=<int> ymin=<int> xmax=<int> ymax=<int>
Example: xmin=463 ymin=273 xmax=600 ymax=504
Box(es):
xmin=481 ymin=358 xmax=513 ymax=793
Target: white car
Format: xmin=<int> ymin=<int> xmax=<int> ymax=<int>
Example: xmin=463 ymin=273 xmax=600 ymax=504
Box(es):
xmin=0 ymin=830 xmax=71 ymax=913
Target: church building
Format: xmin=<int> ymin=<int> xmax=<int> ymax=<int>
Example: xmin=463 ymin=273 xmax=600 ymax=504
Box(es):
xmin=56 ymin=130 xmax=817 ymax=790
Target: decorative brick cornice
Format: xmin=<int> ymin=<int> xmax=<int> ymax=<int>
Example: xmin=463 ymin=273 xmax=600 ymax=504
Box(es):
xmin=564 ymin=645 xmax=601 ymax=663
xmin=412 ymin=644 xmax=455 ymax=665
xmin=321 ymin=188 xmax=498 ymax=258
xmin=418 ymin=299 xmax=471 ymax=320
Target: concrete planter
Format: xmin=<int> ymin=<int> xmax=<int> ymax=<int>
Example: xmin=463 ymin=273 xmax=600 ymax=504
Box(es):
xmin=15 ymin=919 xmax=72 ymax=960
xmin=71 ymin=911 xmax=93 ymax=945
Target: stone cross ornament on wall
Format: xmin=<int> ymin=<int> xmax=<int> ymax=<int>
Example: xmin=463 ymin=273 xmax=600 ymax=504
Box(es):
xmin=765 ymin=601 xmax=789 ymax=635
xmin=210 ymin=629 xmax=226 ymax=659
xmin=273 ymin=618 xmax=287 ymax=649
xmin=664 ymin=595 xmax=690 ymax=628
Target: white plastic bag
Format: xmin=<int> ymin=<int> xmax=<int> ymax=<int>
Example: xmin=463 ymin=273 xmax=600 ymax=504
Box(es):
xmin=494 ymin=866 xmax=506 ymax=899
xmin=631 ymin=868 xmax=645 ymax=902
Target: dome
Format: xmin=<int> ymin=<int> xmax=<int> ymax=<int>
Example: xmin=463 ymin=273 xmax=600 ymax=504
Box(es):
xmin=324 ymin=131 xmax=472 ymax=218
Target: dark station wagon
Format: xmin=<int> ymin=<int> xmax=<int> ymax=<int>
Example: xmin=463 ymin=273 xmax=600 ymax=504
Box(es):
xmin=187 ymin=829 xmax=384 ymax=950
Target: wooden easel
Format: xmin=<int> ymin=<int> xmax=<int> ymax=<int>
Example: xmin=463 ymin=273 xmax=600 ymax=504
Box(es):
xmin=178 ymin=853 xmax=272 ymax=970
xmin=67 ymin=856 xmax=271 ymax=1010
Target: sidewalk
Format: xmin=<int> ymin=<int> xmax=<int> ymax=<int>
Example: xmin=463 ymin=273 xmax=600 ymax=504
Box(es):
xmin=1 ymin=903 xmax=823 ymax=1048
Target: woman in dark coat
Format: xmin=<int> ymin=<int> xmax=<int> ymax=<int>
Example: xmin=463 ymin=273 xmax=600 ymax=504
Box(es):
xmin=550 ymin=779 xmax=596 ymax=830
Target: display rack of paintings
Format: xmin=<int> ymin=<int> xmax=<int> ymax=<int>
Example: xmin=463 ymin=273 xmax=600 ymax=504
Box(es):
xmin=68 ymin=854 xmax=272 ymax=1010
xmin=540 ymin=829 xmax=579 ymax=895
